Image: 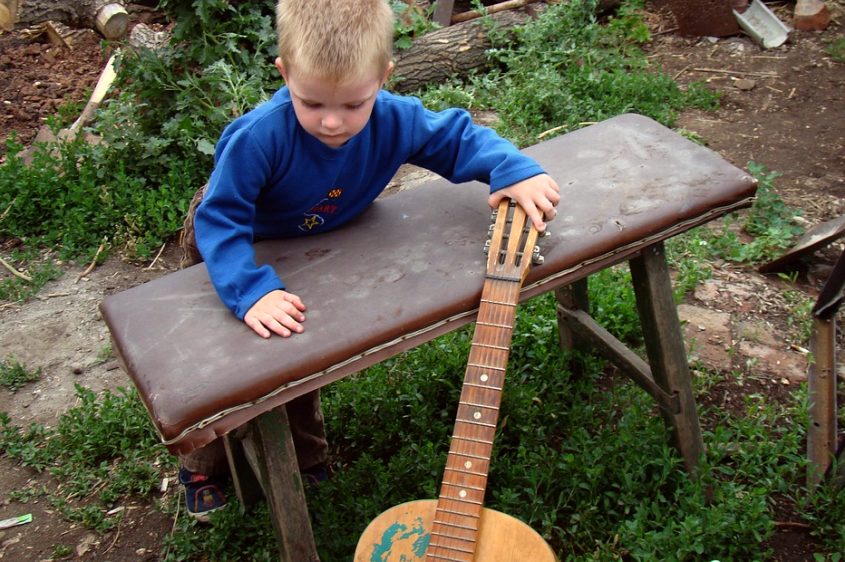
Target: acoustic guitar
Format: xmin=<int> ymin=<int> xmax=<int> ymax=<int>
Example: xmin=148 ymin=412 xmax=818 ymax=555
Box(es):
xmin=355 ymin=200 xmax=557 ymax=561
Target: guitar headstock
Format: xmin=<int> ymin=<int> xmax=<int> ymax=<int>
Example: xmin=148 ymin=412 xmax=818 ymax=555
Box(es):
xmin=484 ymin=199 xmax=542 ymax=283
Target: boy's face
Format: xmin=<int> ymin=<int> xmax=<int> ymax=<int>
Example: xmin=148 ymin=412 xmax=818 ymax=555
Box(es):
xmin=277 ymin=58 xmax=392 ymax=149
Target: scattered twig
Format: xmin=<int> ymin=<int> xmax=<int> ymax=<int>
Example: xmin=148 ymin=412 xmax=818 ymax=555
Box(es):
xmin=673 ymin=64 xmax=690 ymax=81
xmin=163 ymin=496 xmax=181 ymax=561
xmin=537 ymin=124 xmax=567 ymax=139
xmin=692 ymin=67 xmax=778 ymax=78
xmin=0 ymin=256 xmax=32 ymax=282
xmin=104 ymin=513 xmax=123 ymax=554
xmin=144 ymin=242 xmax=167 ymax=271
xmin=0 ymin=197 xmax=14 ymax=223
xmin=37 ymin=292 xmax=73 ymax=300
xmin=653 ymin=26 xmax=679 ymax=36
xmin=774 ymin=520 xmax=812 ymax=530
xmin=76 ymin=240 xmax=106 ymax=283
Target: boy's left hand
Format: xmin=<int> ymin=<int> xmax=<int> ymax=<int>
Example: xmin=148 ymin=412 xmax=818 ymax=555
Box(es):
xmin=488 ymin=173 xmax=560 ymax=232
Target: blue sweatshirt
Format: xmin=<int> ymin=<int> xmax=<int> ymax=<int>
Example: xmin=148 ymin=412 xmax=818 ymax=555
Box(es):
xmin=195 ymin=87 xmax=545 ymax=319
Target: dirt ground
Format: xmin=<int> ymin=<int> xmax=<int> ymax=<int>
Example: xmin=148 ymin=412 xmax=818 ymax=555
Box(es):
xmin=1 ymin=1 xmax=844 ymax=560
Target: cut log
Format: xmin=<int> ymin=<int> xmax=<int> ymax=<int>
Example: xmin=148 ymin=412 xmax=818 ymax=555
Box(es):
xmin=393 ymin=9 xmax=532 ymax=93
xmin=11 ymin=0 xmax=128 ymax=39
xmin=45 ymin=20 xmax=97 ymax=49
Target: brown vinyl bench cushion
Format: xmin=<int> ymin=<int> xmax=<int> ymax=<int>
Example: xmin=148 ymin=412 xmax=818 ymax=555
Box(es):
xmin=100 ymin=114 xmax=756 ymax=455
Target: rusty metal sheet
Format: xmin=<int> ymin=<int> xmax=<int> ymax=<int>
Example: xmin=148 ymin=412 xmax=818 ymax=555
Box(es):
xmin=760 ymin=215 xmax=845 ymax=275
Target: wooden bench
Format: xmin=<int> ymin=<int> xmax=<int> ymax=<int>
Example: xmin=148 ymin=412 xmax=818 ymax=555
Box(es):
xmin=100 ymin=114 xmax=757 ymax=561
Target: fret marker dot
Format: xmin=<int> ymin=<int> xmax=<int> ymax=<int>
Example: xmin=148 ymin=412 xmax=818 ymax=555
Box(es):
xmin=473 ymin=411 xmax=482 ymax=419
xmin=459 ymin=490 xmax=467 ymax=498
xmin=480 ymin=374 xmax=489 ymax=382
xmin=464 ymin=461 xmax=473 ymax=469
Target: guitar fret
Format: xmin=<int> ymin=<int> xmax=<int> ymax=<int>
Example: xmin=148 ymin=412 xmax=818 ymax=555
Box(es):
xmin=476 ymin=321 xmax=513 ymax=329
xmin=479 ymin=298 xmax=517 ymax=307
xmin=434 ymin=505 xmax=481 ymax=518
xmin=471 ymin=342 xmax=510 ymax=351
xmin=427 ymin=542 xmax=476 ymax=556
xmin=456 ymin=418 xmax=496 ymax=428
xmin=426 ymin=552 xmax=470 ymax=562
xmin=450 ymin=450 xmax=488 ymax=461
xmin=437 ymin=494 xmax=483 ymax=506
xmin=444 ymin=466 xmax=486 ymax=477
xmin=443 ymin=481 xmax=485 ymax=492
xmin=461 ymin=400 xmax=500 ymax=411
xmin=467 ymin=362 xmax=505 ymax=371
xmin=432 ymin=521 xmax=479 ymax=534
xmin=453 ymin=435 xmax=494 ymax=446
xmin=463 ymin=381 xmax=503 ymax=391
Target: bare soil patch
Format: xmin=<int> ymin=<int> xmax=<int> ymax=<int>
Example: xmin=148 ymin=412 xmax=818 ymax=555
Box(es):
xmin=1 ymin=2 xmax=844 ymax=560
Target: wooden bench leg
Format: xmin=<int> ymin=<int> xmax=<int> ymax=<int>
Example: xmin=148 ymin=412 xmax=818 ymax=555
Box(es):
xmin=555 ymin=280 xmax=589 ymax=351
xmin=629 ymin=242 xmax=704 ymax=475
xmin=223 ymin=429 xmax=264 ymax=507
xmin=807 ymin=315 xmax=838 ymax=489
xmin=230 ymin=405 xmax=320 ymax=562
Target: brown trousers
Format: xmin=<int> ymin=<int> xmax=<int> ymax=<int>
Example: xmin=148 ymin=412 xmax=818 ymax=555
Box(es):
xmin=178 ymin=186 xmax=328 ymax=475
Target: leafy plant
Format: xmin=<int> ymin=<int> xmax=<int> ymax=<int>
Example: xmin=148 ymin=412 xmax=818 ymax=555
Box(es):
xmin=391 ymin=0 xmax=440 ymax=49
xmin=0 ymin=356 xmax=41 ymax=392
xmin=0 ymin=385 xmax=170 ymax=527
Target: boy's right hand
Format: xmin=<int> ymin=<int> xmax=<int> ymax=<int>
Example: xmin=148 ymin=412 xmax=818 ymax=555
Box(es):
xmin=244 ymin=290 xmax=307 ymax=339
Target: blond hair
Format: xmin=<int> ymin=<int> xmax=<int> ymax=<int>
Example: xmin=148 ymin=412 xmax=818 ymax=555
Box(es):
xmin=276 ymin=0 xmax=395 ymax=82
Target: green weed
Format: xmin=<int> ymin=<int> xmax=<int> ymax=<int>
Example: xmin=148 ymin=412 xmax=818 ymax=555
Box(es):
xmin=0 ymin=356 xmax=41 ymax=392
xmin=0 ymin=385 xmax=170 ymax=527
xmin=826 ymin=36 xmax=845 ymax=63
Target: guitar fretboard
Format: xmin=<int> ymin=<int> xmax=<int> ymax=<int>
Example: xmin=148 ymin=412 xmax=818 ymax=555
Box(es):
xmin=426 ymin=276 xmax=521 ymax=562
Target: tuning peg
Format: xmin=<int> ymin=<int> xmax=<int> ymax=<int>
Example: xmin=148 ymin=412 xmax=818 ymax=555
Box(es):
xmin=483 ymin=239 xmax=491 ymax=255
xmin=532 ymin=245 xmax=544 ymax=265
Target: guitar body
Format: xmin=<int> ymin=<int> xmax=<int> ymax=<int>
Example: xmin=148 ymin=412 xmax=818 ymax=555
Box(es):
xmin=354 ymin=500 xmax=557 ymax=562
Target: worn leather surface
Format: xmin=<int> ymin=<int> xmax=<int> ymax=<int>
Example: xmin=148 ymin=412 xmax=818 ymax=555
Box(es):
xmin=99 ymin=114 xmax=757 ymax=453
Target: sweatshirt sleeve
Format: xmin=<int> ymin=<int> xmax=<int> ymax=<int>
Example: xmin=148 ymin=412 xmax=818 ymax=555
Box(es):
xmin=194 ymin=129 xmax=286 ymax=319
xmin=405 ymin=101 xmax=545 ymax=191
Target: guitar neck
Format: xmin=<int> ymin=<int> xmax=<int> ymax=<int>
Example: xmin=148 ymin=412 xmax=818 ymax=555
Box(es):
xmin=427 ymin=276 xmax=522 ymax=560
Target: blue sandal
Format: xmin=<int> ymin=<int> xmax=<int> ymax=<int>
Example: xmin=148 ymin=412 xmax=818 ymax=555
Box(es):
xmin=179 ymin=467 xmax=227 ymax=523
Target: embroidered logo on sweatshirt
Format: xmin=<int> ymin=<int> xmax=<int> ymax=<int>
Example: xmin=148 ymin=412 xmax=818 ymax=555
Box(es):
xmin=299 ymin=187 xmax=343 ymax=231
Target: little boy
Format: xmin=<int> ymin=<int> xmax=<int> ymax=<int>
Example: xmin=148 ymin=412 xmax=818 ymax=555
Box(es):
xmin=179 ymin=0 xmax=560 ymax=521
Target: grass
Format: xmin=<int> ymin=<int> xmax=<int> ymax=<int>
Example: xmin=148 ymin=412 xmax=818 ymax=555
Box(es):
xmin=1 ymin=0 xmax=842 ymax=560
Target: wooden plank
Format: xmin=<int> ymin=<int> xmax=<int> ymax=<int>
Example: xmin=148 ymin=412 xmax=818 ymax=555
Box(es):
xmin=629 ymin=242 xmax=704 ymax=474
xmin=245 ymin=406 xmax=320 ymax=562
xmin=807 ymin=316 xmax=838 ymax=489
xmin=558 ymin=307 xmax=680 ymax=415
